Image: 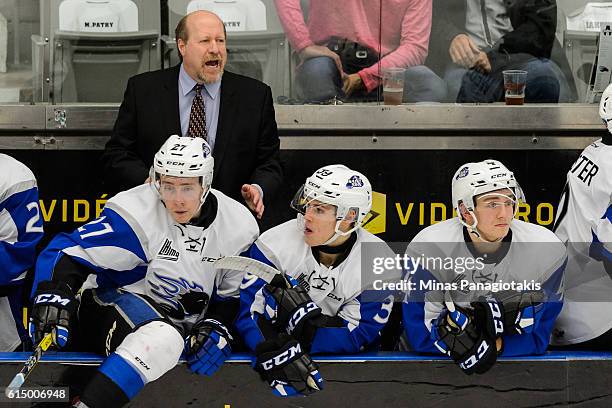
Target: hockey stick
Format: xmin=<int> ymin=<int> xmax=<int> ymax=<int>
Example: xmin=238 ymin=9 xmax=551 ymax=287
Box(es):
xmin=214 ymin=256 xmax=289 ymax=287
xmin=5 ymin=332 xmax=53 ymax=395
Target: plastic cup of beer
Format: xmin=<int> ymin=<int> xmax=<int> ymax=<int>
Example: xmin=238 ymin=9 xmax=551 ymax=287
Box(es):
xmin=382 ymin=67 xmax=406 ymax=105
xmin=502 ymin=70 xmax=527 ymax=105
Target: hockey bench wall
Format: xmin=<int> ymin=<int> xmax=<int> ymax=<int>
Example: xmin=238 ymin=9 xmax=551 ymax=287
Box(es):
xmin=0 ymin=351 xmax=610 ymax=407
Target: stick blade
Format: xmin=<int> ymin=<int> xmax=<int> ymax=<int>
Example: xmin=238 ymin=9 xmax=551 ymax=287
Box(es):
xmin=214 ymin=256 xmax=279 ymax=284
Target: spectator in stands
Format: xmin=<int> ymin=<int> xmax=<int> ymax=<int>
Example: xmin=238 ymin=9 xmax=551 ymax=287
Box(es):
xmin=274 ymin=0 xmax=446 ymax=103
xmin=101 ymin=10 xmax=282 ymax=220
xmin=427 ymin=0 xmax=575 ymax=103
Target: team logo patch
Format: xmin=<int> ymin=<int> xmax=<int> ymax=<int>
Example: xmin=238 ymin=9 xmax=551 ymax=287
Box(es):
xmin=456 ymin=166 xmax=469 ymax=179
xmin=346 ymin=175 xmax=364 ymax=189
xmin=158 ymin=238 xmax=179 ymax=261
xmin=202 ymin=143 xmax=211 ymax=157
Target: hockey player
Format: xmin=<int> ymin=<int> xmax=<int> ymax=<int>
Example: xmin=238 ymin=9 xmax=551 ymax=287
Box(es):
xmin=550 ymin=84 xmax=612 ymax=349
xmin=0 ymin=154 xmax=43 ymax=351
xmin=236 ymin=165 xmax=397 ymax=396
xmin=29 ymin=135 xmax=258 ymax=407
xmin=402 ymin=159 xmax=566 ymax=375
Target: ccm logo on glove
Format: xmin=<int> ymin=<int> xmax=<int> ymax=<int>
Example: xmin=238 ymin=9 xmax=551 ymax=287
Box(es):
xmin=261 ymin=343 xmax=303 ymax=370
xmin=287 ymin=302 xmax=319 ymax=334
xmin=34 ymin=294 xmax=71 ymax=306
xmin=459 ymin=339 xmax=491 ymax=371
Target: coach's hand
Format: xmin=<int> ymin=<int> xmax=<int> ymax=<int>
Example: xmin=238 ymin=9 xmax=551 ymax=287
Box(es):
xmin=242 ymin=184 xmax=264 ymax=219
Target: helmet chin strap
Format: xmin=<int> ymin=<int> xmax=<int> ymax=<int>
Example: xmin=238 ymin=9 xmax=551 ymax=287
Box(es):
xmin=460 ymin=211 xmax=504 ymax=244
xmin=297 ymin=214 xmax=357 ymax=246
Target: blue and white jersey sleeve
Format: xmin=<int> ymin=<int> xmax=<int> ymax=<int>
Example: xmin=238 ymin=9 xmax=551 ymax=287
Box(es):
xmin=236 ymin=242 xmax=278 ymax=351
xmin=403 ymin=260 xmax=566 ymax=356
xmin=33 ymin=206 xmax=148 ymax=294
xmin=501 ymin=255 xmax=566 ymax=356
xmin=0 ymin=179 xmax=44 ymax=285
xmin=309 ymin=292 xmax=394 ymax=354
xmin=402 ymin=264 xmax=445 ymax=354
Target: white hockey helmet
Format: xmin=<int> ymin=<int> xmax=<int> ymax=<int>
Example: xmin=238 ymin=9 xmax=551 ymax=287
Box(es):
xmin=150 ymin=134 xmax=214 ymax=205
xmin=451 ymin=159 xmax=525 ymax=234
xmin=599 ymin=83 xmax=612 ymax=133
xmin=291 ymin=164 xmax=372 ymax=243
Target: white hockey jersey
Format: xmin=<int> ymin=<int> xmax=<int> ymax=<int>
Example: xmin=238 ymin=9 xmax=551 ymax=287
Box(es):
xmin=552 ymin=139 xmax=612 ymax=345
xmin=35 ymin=184 xmax=258 ymax=327
xmin=403 ymin=217 xmax=567 ymax=356
xmin=237 ymin=219 xmax=398 ymax=354
xmin=0 ymin=154 xmax=43 ymax=351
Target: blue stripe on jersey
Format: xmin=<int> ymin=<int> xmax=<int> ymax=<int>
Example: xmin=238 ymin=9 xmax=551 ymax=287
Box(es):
xmin=33 ymin=207 xmax=147 ymax=295
xmin=603 ymin=204 xmax=612 ymax=222
xmin=236 ymin=243 xmax=278 ymax=351
xmin=310 ymin=293 xmax=394 ymax=354
xmin=0 ymin=187 xmax=43 ymax=285
xmin=402 ymin=265 xmax=440 ymax=353
xmin=591 ymin=228 xmax=612 ymax=259
xmin=98 ymin=352 xmax=145 ymax=399
xmin=95 ymin=289 xmax=163 ymax=327
xmin=95 ymin=265 xmax=148 ymax=289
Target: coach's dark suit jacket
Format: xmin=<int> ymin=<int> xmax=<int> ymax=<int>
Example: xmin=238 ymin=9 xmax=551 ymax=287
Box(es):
xmin=101 ymin=65 xmax=283 ymax=205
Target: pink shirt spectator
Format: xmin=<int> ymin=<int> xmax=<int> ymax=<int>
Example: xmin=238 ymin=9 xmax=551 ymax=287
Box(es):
xmin=274 ymin=0 xmax=432 ymax=92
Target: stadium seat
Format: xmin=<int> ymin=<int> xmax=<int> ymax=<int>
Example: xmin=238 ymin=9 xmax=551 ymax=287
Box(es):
xmin=32 ymin=0 xmax=161 ymax=102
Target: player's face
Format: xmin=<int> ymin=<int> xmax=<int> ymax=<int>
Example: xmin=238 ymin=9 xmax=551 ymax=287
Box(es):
xmin=159 ymin=176 xmax=204 ymax=224
xmin=301 ymin=200 xmax=339 ymax=246
xmin=472 ymin=188 xmax=516 ymax=241
xmin=178 ymin=11 xmax=227 ymax=84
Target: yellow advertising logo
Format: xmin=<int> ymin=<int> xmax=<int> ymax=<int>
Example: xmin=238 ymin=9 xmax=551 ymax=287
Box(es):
xmin=363 ymin=191 xmax=386 ymax=235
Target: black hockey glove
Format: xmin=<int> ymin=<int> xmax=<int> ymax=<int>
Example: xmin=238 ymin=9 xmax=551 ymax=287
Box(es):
xmin=262 ymin=275 xmax=322 ymax=339
xmin=29 ymin=281 xmax=78 ymax=348
xmin=254 ymin=334 xmax=324 ymax=397
xmin=432 ymin=306 xmax=498 ymax=375
xmin=495 ymin=290 xmax=546 ymax=335
xmin=472 ymin=295 xmax=505 ymax=339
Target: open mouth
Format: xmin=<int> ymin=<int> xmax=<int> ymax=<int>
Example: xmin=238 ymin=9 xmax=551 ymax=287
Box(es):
xmin=205 ymin=60 xmax=220 ymax=68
